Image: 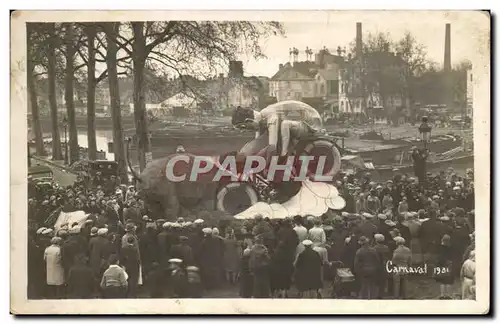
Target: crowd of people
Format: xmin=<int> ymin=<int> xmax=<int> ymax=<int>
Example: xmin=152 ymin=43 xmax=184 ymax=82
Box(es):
xmin=27 ymin=165 xmax=476 ymax=300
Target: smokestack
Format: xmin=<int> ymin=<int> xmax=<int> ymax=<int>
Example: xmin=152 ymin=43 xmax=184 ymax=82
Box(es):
xmin=444 ymin=23 xmax=451 ymax=72
xmin=356 ymin=22 xmax=362 ymax=58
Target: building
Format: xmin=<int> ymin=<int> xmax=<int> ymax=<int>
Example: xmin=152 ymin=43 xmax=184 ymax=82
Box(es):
xmin=268 ymin=48 xmax=343 ymax=113
xmin=269 ymin=61 xmax=318 ymax=102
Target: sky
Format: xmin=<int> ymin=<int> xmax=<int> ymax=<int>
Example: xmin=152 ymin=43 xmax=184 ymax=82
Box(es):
xmin=237 ymin=11 xmax=487 ymax=78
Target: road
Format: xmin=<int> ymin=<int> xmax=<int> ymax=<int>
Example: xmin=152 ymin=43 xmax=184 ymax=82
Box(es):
xmin=30 ymin=158 xmax=77 ymax=187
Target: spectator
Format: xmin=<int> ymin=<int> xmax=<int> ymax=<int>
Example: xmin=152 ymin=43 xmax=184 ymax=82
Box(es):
xmin=100 ymin=254 xmax=128 ymax=298
xmin=392 ymin=236 xmax=412 ymax=299
xmin=460 ymin=250 xmax=476 ymax=300
xmin=44 ymin=236 xmax=65 ymax=298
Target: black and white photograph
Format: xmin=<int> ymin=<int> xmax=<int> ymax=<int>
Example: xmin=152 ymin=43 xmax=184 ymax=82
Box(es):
xmin=10 ymin=10 xmax=490 ymax=314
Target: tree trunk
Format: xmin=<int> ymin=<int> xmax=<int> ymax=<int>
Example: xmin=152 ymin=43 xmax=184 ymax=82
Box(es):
xmin=85 ymin=25 xmax=97 ymax=160
xmin=47 ymin=23 xmax=63 ymax=160
xmin=64 ymin=23 xmax=79 ymax=164
xmin=105 ymin=22 xmax=128 ymax=183
xmin=132 ymin=22 xmax=151 ymax=172
xmin=27 ymin=57 xmax=46 ymax=156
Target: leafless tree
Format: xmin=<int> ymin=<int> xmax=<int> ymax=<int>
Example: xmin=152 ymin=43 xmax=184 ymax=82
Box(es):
xmin=105 ymin=21 xmax=284 ymax=171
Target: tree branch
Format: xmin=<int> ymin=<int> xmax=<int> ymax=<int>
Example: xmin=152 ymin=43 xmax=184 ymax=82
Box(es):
xmin=145 ymin=21 xmax=178 ymax=54
xmin=96 ymin=70 xmax=108 ymax=84
xmin=76 ymin=46 xmax=88 ymax=65
xmin=74 ymin=63 xmax=86 ymax=72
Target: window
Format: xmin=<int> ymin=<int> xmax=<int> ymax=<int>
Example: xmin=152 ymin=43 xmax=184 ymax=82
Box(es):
xmin=341 ymin=83 xmax=344 ymax=93
xmin=341 ymin=101 xmax=344 ymax=111
xmin=320 ymin=84 xmax=325 ymax=95
xmin=470 ymin=73 xmax=473 ymax=82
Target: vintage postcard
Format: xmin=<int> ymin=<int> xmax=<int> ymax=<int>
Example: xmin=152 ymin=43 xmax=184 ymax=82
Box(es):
xmin=10 ymin=10 xmax=490 ymax=314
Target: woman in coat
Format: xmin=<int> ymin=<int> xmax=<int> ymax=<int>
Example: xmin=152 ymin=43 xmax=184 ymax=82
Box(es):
xmin=223 ymin=230 xmax=241 ymax=284
xmin=44 ymin=236 xmax=65 ymax=298
xmin=435 ymin=234 xmax=454 ymax=299
xmin=294 ymin=240 xmax=323 ymax=298
xmin=270 ymin=241 xmax=294 ymax=298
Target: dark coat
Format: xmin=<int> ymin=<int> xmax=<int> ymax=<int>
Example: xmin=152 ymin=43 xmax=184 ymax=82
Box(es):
xmin=354 ymin=245 xmax=381 ymax=278
xmin=88 ymin=236 xmax=108 ymax=275
xmin=270 ymin=244 xmax=294 ymax=290
xmin=171 ymin=243 xmax=195 ymax=266
xmin=67 ymin=264 xmax=95 ymax=298
xmin=120 ymin=244 xmax=141 ymax=278
xmin=295 ymin=248 xmax=323 ymax=291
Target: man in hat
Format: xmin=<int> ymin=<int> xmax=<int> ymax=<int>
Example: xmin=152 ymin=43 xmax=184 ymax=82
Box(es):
xmin=198 ymin=228 xmax=219 ymax=290
xmin=66 ymin=253 xmax=95 ymax=299
xmin=358 ymin=213 xmax=378 ymax=240
xmin=354 ymin=236 xmax=380 ymax=299
xmin=248 ymin=234 xmax=271 ymax=298
xmin=186 ymin=266 xmax=202 ymax=298
xmin=157 ymin=222 xmax=172 ymax=269
xmin=171 ymin=236 xmax=194 ymax=266
xmin=122 ymin=223 xmax=139 ymax=249
xmin=391 ymin=236 xmax=412 ymax=299
xmin=120 ymin=235 xmax=141 ymax=297
xmin=169 ymin=258 xmax=188 ymax=298
xmin=373 ymin=233 xmax=390 ymax=298
xmin=294 ymin=239 xmax=323 ymax=298
xmin=88 ymin=227 xmax=108 ymax=281
xmin=252 ymin=214 xmax=275 ymax=252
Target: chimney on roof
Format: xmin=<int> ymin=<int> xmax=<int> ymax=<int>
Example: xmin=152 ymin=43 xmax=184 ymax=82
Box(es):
xmin=279 ymin=63 xmax=284 ymax=70
xmin=444 ymin=23 xmax=451 ymax=72
xmin=356 ymin=22 xmax=362 ymax=58
xmin=229 ymin=60 xmax=244 ymax=78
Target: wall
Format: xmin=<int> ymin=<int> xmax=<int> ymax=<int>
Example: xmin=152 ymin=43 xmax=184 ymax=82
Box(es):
xmin=269 ymin=80 xmax=317 ymax=102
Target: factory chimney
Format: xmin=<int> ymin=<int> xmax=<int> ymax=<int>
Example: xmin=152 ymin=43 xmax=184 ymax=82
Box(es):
xmin=444 ymin=23 xmax=451 ymax=72
xmin=356 ymin=22 xmax=362 ymax=58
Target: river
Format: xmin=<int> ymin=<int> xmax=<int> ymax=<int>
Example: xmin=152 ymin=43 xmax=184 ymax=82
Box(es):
xmin=43 ymin=130 xmax=115 ymax=161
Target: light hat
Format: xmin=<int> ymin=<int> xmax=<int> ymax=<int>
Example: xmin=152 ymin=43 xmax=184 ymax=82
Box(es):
xmin=394 ymin=236 xmax=406 ymax=244
xmin=168 ymin=258 xmax=183 ymax=264
xmin=302 ymin=239 xmax=313 ymax=246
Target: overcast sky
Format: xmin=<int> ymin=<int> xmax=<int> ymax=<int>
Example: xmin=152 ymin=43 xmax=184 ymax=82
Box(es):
xmin=238 ymin=11 xmax=486 ymax=77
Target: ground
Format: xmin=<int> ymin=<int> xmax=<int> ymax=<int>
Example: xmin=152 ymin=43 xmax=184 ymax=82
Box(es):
xmin=131 ymin=277 xmax=462 ymax=299
xmin=30 ymin=158 xmax=77 ymax=187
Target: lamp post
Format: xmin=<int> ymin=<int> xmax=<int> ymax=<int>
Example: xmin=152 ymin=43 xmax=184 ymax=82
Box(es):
xmin=418 ymin=116 xmax=432 ymax=150
xmin=63 ymin=115 xmax=68 ymax=165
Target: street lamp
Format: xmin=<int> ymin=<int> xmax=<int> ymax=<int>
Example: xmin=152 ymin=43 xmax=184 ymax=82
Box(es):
xmin=63 ymin=115 xmax=68 ymax=165
xmin=418 ymin=116 xmax=432 ymax=149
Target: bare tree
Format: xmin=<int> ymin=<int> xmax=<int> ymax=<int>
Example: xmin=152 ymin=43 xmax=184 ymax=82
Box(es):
xmin=395 ymin=31 xmax=429 ymax=119
xmin=26 ymin=23 xmax=46 ymax=157
xmin=62 ymin=23 xmax=80 ymax=164
xmin=107 ymin=21 xmax=284 ymax=171
xmin=102 ymin=22 xmax=128 ymax=182
xmin=45 ymin=23 xmax=65 ymax=160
